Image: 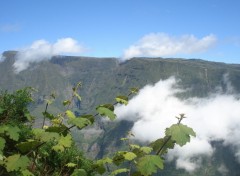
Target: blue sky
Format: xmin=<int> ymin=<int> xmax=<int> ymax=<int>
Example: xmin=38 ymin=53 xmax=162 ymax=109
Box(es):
xmin=1 ymin=0 xmax=240 ymax=63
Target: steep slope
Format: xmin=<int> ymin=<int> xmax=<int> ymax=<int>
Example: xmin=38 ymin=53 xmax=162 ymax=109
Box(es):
xmin=1 ymin=51 xmax=240 ymax=175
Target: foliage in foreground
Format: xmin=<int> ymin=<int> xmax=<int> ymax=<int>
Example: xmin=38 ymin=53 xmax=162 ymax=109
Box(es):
xmin=0 ymin=84 xmax=195 ymax=175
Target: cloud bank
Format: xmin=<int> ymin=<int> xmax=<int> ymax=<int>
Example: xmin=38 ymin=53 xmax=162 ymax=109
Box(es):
xmin=122 ymin=33 xmax=217 ymax=60
xmin=12 ymin=38 xmax=86 ymax=73
xmin=115 ymin=77 xmax=240 ymax=172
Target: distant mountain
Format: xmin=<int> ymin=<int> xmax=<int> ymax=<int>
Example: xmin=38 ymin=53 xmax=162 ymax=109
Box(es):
xmin=1 ymin=50 xmax=240 ymax=175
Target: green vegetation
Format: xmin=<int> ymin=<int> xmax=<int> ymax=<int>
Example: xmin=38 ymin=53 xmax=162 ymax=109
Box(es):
xmin=0 ymin=84 xmax=195 ymax=175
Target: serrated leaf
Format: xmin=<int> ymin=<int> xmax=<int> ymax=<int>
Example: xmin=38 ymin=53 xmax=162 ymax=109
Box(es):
xmin=123 ymin=152 xmax=137 ymax=161
xmin=66 ymin=110 xmax=76 ymax=119
xmin=6 ymin=126 xmax=20 ymax=141
xmin=130 ymin=144 xmax=140 ymax=149
xmin=16 ymin=140 xmax=42 ymax=153
xmin=5 ymin=154 xmax=30 ymax=172
xmin=165 ymin=124 xmax=196 ymax=146
xmin=140 ymin=147 xmax=153 ymax=154
xmin=136 ymin=155 xmax=163 ymax=176
xmin=71 ymin=169 xmax=87 ymax=176
xmin=150 ymin=136 xmax=175 ymax=155
xmin=96 ymin=105 xmax=116 ymax=120
xmin=52 ymin=134 xmax=72 ymax=152
xmin=110 ymin=168 xmax=129 ymax=176
xmin=115 ymin=95 xmax=128 ymax=105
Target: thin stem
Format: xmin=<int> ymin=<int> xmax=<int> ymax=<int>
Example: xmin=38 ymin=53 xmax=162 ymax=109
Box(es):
xmin=156 ymin=136 xmax=171 ymax=155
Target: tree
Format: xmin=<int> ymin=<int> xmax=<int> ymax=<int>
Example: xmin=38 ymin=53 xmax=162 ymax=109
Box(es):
xmin=0 ymin=84 xmax=195 ymax=175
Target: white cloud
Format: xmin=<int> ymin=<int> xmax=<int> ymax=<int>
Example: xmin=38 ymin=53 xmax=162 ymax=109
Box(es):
xmin=122 ymin=33 xmax=217 ymax=60
xmin=115 ymin=77 xmax=240 ymax=171
xmin=13 ymin=38 xmax=86 ymax=73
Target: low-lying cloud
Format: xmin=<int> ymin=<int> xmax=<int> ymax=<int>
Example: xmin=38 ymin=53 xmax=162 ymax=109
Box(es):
xmin=122 ymin=33 xmax=217 ymax=60
xmin=12 ymin=38 xmax=86 ymax=73
xmin=115 ymin=77 xmax=240 ymax=172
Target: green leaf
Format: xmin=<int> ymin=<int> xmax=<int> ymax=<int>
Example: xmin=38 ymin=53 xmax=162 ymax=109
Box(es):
xmin=115 ymin=95 xmax=128 ymax=105
xmin=66 ymin=110 xmax=76 ymax=119
xmin=110 ymin=168 xmax=129 ymax=176
xmin=21 ymin=169 xmax=34 ymax=176
xmin=42 ymin=111 xmax=55 ymax=120
xmin=5 ymin=154 xmax=30 ymax=172
xmin=16 ymin=140 xmax=42 ymax=153
xmin=0 ymin=137 xmax=6 ymax=154
xmin=97 ymin=157 xmax=113 ymax=165
xmin=52 ymin=134 xmax=72 ymax=152
xmin=68 ymin=117 xmax=91 ymax=129
xmin=96 ymin=104 xmax=116 ymax=120
xmin=80 ymin=114 xmax=95 ymax=123
xmin=24 ymin=112 xmax=33 ymax=121
xmin=130 ymin=144 xmax=140 ymax=149
xmin=65 ymin=162 xmax=77 ymax=168
xmin=123 ymin=152 xmax=137 ymax=161
xmin=113 ymin=151 xmax=136 ymax=166
xmin=130 ymin=87 xmax=139 ymax=94
xmin=45 ymin=125 xmax=68 ymax=136
xmin=6 ymin=126 xmax=20 ymax=141
xmin=140 ymin=147 xmax=153 ymax=154
xmin=71 ymin=169 xmax=87 ymax=176
xmin=150 ymin=136 xmax=175 ymax=155
xmin=33 ymin=129 xmax=60 ymax=142
xmin=92 ymin=163 xmax=106 ymax=174
xmin=136 ymin=155 xmax=163 ymax=176
xmin=63 ymin=100 xmax=71 ymax=106
xmin=165 ymin=124 xmax=196 ymax=146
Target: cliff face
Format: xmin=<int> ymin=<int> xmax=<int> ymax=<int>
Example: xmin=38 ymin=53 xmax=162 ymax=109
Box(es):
xmin=1 ymin=51 xmax=240 ymax=175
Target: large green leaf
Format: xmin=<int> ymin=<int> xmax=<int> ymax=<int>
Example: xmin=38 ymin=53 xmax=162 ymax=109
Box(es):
xmin=16 ymin=140 xmax=42 ymax=153
xmin=96 ymin=104 xmax=116 ymax=120
xmin=136 ymin=155 xmax=163 ymax=176
xmin=5 ymin=154 xmax=30 ymax=172
xmin=33 ymin=129 xmax=60 ymax=142
xmin=0 ymin=125 xmax=20 ymax=141
xmin=165 ymin=124 xmax=196 ymax=146
xmin=67 ymin=117 xmax=91 ymax=129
